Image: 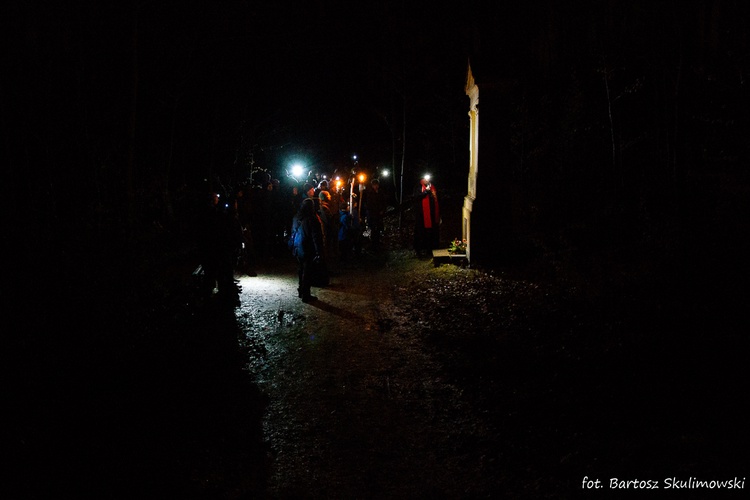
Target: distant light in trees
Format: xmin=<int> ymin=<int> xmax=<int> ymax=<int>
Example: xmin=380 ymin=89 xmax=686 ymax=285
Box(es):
xmin=291 ymin=163 xmax=305 ymax=179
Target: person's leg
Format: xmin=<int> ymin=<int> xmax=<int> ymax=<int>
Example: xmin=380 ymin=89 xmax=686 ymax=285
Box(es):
xmin=297 ymin=257 xmax=304 ymax=297
xmin=339 ymin=239 xmax=351 ymax=261
xmin=300 ymin=257 xmax=315 ymax=301
xmin=370 ymin=217 xmax=381 ymax=250
xmin=424 ymin=228 xmax=435 ymax=251
xmin=414 ymin=225 xmax=425 ymax=256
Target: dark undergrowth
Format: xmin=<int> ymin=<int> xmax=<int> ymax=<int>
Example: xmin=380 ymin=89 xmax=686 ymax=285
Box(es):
xmin=9 ymin=172 xmax=748 ymax=498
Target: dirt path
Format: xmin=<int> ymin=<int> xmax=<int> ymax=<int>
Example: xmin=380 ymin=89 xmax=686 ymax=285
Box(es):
xmin=237 ymin=250 xmax=500 ymax=497
xmin=229 ymin=233 xmax=748 ymax=499
xmin=10 ymin=193 xmax=745 ymax=498
xmin=11 ymin=234 xmax=746 ymax=499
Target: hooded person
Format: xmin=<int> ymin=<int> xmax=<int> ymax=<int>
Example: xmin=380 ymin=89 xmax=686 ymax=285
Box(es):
xmin=413 ymin=176 xmax=439 ymax=257
xmin=302 ymin=183 xmax=315 ymax=201
xmin=363 ymin=178 xmax=387 ymax=251
xmin=318 ymin=190 xmax=336 ymax=256
xmin=302 ymin=182 xmax=318 ymax=211
xmin=291 ymin=198 xmax=325 ymax=301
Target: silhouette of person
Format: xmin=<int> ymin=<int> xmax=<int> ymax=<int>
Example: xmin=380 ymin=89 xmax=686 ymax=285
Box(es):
xmin=414 ymin=176 xmax=440 ymax=257
xmin=291 ymin=198 xmax=324 ymax=302
xmin=363 ymin=178 xmax=386 ymax=251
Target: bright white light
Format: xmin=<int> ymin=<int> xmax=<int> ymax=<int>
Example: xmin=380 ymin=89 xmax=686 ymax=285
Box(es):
xmin=381 ymin=169 xmax=390 ymax=177
xmin=352 ymin=154 xmax=358 ymax=161
xmin=424 ymin=174 xmax=431 ymax=181
xmin=291 ymin=164 xmax=305 ymax=178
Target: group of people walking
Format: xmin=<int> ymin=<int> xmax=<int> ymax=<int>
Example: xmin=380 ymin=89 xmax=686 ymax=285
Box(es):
xmin=290 ymin=177 xmax=388 ymax=301
xmin=196 ymin=172 xmax=440 ymax=305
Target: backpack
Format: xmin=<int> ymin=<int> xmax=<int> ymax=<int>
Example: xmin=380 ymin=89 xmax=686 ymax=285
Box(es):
xmin=287 ymin=225 xmax=297 ymax=251
xmin=289 ymin=219 xmax=306 ymax=257
xmin=339 ymin=211 xmax=352 ymax=241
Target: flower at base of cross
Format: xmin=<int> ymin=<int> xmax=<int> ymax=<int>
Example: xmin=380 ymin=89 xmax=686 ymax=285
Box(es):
xmin=448 ymin=238 xmax=467 ymax=254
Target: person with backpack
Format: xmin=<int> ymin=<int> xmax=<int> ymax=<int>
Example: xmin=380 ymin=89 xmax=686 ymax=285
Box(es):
xmin=318 ymin=189 xmax=336 ymax=259
xmin=290 ymin=198 xmax=325 ymax=302
xmin=363 ymin=178 xmax=387 ymax=251
xmin=338 ymin=201 xmax=355 ymax=262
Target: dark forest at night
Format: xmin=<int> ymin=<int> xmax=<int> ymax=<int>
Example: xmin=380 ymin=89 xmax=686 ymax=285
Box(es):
xmin=6 ymin=1 xmax=748 ymax=277
xmin=5 ymin=1 xmax=749 ymax=497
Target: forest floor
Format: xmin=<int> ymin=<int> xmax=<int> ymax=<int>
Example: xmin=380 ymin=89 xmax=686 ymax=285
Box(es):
xmin=9 ymin=192 xmax=748 ymax=499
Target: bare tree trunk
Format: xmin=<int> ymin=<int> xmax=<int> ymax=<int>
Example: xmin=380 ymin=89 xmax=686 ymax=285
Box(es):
xmin=603 ymin=68 xmax=616 ymax=174
xmin=397 ymin=0 xmax=407 ymax=230
xmin=166 ymin=98 xmax=177 ymax=188
xmin=391 ymin=102 xmax=397 ymax=192
xmin=672 ymin=1 xmax=683 ymax=182
xmin=399 ymin=95 xmax=406 ymax=229
xmin=127 ymin=4 xmax=139 ymax=226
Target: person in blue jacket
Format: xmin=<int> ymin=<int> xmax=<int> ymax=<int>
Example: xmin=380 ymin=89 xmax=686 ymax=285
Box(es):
xmin=291 ymin=198 xmax=325 ymax=302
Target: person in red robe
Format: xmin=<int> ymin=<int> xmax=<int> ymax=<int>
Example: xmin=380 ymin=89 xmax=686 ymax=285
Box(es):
xmin=413 ymin=176 xmax=440 ymax=257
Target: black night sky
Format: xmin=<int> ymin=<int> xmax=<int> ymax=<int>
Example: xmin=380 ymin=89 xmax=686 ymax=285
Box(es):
xmin=7 ymin=1 xmax=748 ymax=199
xmin=6 ymin=0 xmax=750 ymax=496
xmin=6 ymin=1 xmax=471 ymax=190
